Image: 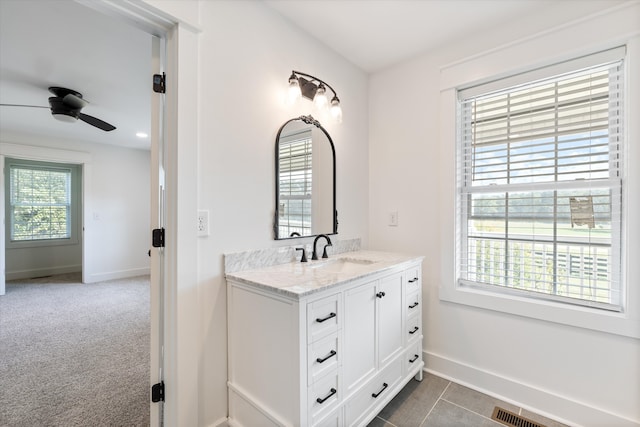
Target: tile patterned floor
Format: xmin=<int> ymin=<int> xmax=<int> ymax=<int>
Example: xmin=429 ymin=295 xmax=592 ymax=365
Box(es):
xmin=368 ymin=373 xmax=569 ymax=427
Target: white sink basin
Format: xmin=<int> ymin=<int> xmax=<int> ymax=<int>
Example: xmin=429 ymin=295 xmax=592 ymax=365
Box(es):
xmin=310 ymin=258 xmax=377 ymax=273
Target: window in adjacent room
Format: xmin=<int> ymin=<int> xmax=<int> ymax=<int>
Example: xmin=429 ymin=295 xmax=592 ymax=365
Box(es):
xmin=5 ymin=158 xmax=80 ymax=246
xmin=456 ymin=48 xmax=624 ymax=311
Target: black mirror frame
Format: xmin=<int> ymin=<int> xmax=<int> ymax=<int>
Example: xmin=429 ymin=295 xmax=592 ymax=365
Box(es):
xmin=274 ymin=115 xmax=338 ymax=240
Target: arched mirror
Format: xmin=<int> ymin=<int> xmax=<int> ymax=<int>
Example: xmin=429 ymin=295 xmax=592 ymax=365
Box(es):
xmin=274 ymin=115 xmax=337 ymax=240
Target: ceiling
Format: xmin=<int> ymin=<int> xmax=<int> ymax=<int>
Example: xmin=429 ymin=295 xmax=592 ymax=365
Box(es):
xmin=0 ymin=1 xmax=623 ymax=151
xmin=263 ymin=0 xmax=627 ymax=73
xmin=0 ymin=0 xmax=152 ymax=150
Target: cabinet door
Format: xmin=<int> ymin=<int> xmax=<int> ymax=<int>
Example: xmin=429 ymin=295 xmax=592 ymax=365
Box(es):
xmin=377 ymin=273 xmax=404 ymax=367
xmin=343 ymin=281 xmax=376 ymax=397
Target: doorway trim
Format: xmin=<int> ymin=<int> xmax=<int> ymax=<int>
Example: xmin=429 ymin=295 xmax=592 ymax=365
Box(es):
xmin=78 ymin=2 xmax=201 ymax=426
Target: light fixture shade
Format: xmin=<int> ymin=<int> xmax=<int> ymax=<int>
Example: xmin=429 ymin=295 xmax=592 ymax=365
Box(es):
xmin=330 ymin=96 xmax=342 ymax=123
xmin=288 ymin=73 xmax=302 ymax=104
xmin=313 ymin=83 xmax=328 ymax=109
xmin=52 ymin=111 xmax=77 ymax=123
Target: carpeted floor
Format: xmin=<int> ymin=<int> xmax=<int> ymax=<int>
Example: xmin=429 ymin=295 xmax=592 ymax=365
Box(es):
xmin=0 ymin=273 xmax=150 ymax=427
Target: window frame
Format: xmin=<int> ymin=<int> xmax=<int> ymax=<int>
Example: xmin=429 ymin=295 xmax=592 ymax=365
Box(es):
xmin=457 ymin=59 xmax=624 ymax=312
xmin=439 ymin=42 xmax=639 ymax=339
xmin=5 ymin=158 xmax=81 ymax=249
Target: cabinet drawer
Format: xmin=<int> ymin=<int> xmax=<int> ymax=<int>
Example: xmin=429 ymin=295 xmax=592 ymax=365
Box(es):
xmin=308 ymin=333 xmax=340 ymax=384
xmin=308 ymin=372 xmax=340 ymax=424
xmin=406 ymin=291 xmax=420 ymax=319
xmin=308 ymin=293 xmax=340 ymax=343
xmin=405 ymin=340 xmax=422 ymax=376
xmin=313 ymin=406 xmax=342 ymax=427
xmin=405 ymin=267 xmax=421 ymax=294
xmin=407 ymin=315 xmax=421 ymax=343
xmin=345 ymin=357 xmax=403 ymax=427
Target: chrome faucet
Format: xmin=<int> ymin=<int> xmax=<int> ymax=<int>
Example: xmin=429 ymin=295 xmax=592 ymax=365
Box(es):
xmin=312 ymin=234 xmax=332 ymax=260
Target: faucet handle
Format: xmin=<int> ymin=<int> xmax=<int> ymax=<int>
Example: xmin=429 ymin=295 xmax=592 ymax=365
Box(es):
xmin=322 ymin=243 xmax=332 ymax=259
xmin=296 ymin=247 xmax=307 ymax=262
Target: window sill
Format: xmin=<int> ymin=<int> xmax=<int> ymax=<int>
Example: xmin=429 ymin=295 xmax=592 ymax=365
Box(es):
xmin=439 ymin=282 xmax=639 ymax=339
xmin=6 ymin=237 xmax=79 ymax=250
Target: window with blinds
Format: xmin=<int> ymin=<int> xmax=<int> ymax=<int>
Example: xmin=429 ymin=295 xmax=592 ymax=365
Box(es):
xmin=278 ymin=129 xmax=313 ymax=237
xmin=457 ymin=51 xmax=624 ymax=310
xmin=8 ymin=162 xmax=73 ymax=241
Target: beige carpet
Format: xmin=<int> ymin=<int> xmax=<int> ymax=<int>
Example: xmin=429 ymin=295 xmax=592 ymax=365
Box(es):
xmin=0 ymin=273 xmax=150 ymax=426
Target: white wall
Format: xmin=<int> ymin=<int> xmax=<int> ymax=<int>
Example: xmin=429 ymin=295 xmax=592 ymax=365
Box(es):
xmin=83 ymin=142 xmax=150 ymax=282
xmin=0 ymin=137 xmax=150 ymax=282
xmin=196 ymin=1 xmax=368 ymax=425
xmin=369 ymin=2 xmax=640 ymax=426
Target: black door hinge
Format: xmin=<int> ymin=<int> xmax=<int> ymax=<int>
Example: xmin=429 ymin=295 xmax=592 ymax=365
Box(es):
xmin=153 ymin=73 xmax=165 ymax=93
xmin=152 ymin=228 xmax=165 ymax=248
xmin=151 ymin=381 xmax=165 ymax=402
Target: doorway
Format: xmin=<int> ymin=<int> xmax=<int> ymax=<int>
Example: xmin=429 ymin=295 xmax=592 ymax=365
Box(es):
xmin=0 ymin=0 xmax=166 ymax=424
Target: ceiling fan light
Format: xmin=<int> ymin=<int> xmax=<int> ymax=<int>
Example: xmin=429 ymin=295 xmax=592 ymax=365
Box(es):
xmin=52 ymin=111 xmax=77 ymax=123
xmin=313 ymin=83 xmax=328 ymax=109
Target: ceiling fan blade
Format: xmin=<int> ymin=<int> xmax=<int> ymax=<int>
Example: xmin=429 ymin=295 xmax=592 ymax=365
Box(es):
xmin=0 ymin=103 xmax=49 ymax=109
xmin=78 ymin=113 xmax=116 ymax=131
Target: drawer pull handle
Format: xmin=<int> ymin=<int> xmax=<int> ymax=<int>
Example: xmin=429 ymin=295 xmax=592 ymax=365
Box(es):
xmin=408 ymin=277 xmax=419 ymax=283
xmin=372 ymin=382 xmax=388 ymax=398
xmin=316 ymin=312 xmax=336 ymax=323
xmin=316 ymin=350 xmax=337 ymax=364
xmin=376 ymin=291 xmax=386 ymax=298
xmin=316 ymin=388 xmax=337 ymax=404
xmin=409 ymin=326 xmax=419 ymax=335
xmin=409 ymin=354 xmax=419 ymax=363
xmin=409 ymin=302 xmax=419 ymax=309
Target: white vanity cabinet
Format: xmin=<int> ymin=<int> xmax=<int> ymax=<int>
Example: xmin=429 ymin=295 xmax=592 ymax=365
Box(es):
xmin=226 ymin=255 xmax=423 ymax=427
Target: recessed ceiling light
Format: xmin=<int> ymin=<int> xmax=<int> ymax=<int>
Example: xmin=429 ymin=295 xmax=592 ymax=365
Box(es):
xmin=136 ymin=132 xmax=148 ymax=138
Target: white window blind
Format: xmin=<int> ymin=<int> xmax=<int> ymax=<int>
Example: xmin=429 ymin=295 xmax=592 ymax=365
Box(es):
xmin=457 ymin=51 xmax=624 ymax=311
xmin=278 ymin=129 xmax=313 ymax=237
xmin=9 ymin=163 xmax=72 ymax=241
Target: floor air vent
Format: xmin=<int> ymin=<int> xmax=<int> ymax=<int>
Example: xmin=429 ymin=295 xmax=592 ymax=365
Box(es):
xmin=491 ymin=407 xmax=546 ymax=427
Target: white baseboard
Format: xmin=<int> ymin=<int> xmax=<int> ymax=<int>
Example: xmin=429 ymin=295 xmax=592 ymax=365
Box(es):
xmin=424 ymin=351 xmax=639 ymax=427
xmin=6 ymin=264 xmax=81 ymax=281
xmin=85 ymin=267 xmax=150 ymax=283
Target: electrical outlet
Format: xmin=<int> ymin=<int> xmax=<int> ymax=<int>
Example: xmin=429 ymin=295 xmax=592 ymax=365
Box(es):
xmin=197 ymin=210 xmax=209 ymax=237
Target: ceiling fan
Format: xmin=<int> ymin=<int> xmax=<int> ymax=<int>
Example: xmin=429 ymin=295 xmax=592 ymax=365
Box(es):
xmin=0 ymin=86 xmax=116 ymax=131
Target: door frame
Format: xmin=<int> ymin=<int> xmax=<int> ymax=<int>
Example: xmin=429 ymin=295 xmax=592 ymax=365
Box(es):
xmin=81 ymin=2 xmax=200 ymax=425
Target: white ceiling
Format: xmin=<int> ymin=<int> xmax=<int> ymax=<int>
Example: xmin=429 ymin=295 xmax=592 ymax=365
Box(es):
xmin=264 ymin=0 xmax=630 ymax=73
xmin=0 ymin=1 xmax=624 ymax=151
xmin=0 ymin=0 xmax=152 ymax=150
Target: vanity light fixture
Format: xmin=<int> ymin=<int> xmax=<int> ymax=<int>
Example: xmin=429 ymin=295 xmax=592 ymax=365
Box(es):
xmin=287 ymin=70 xmax=342 ymax=122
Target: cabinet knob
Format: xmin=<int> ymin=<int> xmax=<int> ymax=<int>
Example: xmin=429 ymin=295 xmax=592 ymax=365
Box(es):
xmin=409 ymin=326 xmax=419 ymax=335
xmin=408 ymin=277 xmax=419 ymax=283
xmin=409 ymin=354 xmax=419 ymax=363
xmin=376 ymin=291 xmax=386 ymax=298
xmin=409 ymin=302 xmax=419 ymax=309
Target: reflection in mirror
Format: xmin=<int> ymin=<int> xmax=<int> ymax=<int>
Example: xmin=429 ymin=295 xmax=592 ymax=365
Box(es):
xmin=274 ymin=115 xmax=336 ymax=240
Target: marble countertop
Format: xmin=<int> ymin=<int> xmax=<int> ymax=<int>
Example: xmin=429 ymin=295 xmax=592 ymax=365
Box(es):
xmin=225 ymin=250 xmax=423 ymax=299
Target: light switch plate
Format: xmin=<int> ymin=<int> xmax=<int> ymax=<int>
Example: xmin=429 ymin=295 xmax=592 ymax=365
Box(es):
xmin=389 ymin=211 xmax=398 ymax=226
